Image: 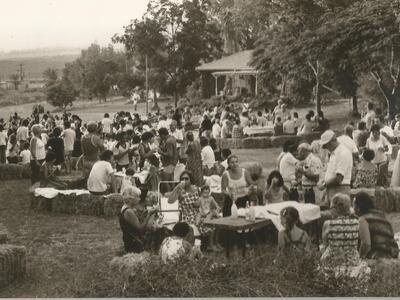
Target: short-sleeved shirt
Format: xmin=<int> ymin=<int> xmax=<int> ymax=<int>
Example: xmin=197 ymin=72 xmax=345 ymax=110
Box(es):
xmin=337 ymin=135 xmax=358 ymax=154
xmin=101 ymin=118 xmax=113 ymax=134
xmin=283 ymin=120 xmax=296 ymax=134
xmin=0 ymin=131 xmax=7 ymax=146
xmin=63 ymin=128 xmax=76 ymax=152
xmin=302 ymin=153 xmax=322 ymax=186
xmin=212 ymin=123 xmax=221 ymax=139
xmin=87 ymin=160 xmax=114 ymax=192
xmin=279 ymin=152 xmax=299 ymax=183
xmin=113 ymin=142 xmax=130 ymax=166
xmin=324 ymin=144 xmax=353 ymax=185
xmin=20 ymin=149 xmax=31 ymax=164
xmin=366 ymin=135 xmax=392 ymax=164
xmin=16 ymin=126 xmax=29 ymax=142
xmin=201 ymin=145 xmax=215 ymax=168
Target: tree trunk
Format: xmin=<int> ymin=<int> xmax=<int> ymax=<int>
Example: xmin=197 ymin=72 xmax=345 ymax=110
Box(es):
xmin=375 ymin=79 xmax=399 ymax=120
xmin=174 ymin=91 xmax=178 ymax=108
xmin=315 ymin=77 xmax=321 ymax=113
xmin=352 ymin=95 xmax=358 ymax=114
xmin=280 ymin=75 xmax=287 ymax=97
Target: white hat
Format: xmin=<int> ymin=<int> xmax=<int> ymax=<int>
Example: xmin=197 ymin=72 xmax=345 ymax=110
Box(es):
xmin=320 ymin=130 xmax=336 ymax=146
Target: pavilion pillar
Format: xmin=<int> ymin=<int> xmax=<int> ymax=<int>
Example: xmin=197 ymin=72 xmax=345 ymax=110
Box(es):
xmin=255 ymin=74 xmax=258 ymax=96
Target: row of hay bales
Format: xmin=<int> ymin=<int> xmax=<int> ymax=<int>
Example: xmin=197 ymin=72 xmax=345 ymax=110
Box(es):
xmin=0 ymin=164 xmax=31 ymax=180
xmin=351 ymin=187 xmax=400 ymax=213
xmin=216 ymin=132 xmax=322 ymax=149
xmin=0 ymin=224 xmax=27 ymax=288
xmin=30 ymin=191 xmax=158 ymax=217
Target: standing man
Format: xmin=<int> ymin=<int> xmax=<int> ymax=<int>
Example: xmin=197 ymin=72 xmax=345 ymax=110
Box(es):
xmin=131 ymin=87 xmax=141 ymax=111
xmin=101 ymin=113 xmax=113 ymax=138
xmin=170 ymin=120 xmax=184 ymax=161
xmin=319 ymin=130 xmax=353 ymax=205
xmin=158 ymin=127 xmax=178 ymax=189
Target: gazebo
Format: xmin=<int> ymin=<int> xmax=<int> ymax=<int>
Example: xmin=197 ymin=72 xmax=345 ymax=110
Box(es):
xmin=196 ymin=50 xmax=258 ymax=98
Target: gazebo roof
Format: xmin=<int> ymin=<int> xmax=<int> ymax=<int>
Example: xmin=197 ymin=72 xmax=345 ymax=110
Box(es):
xmin=196 ymin=50 xmax=255 ymax=72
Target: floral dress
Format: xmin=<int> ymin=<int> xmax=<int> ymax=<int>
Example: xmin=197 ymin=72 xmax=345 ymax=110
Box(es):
xmin=180 ymin=189 xmax=210 ymax=235
xmin=353 ymin=165 xmax=378 ymax=188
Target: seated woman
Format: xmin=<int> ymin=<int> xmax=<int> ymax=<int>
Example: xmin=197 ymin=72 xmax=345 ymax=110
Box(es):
xmin=159 ymin=222 xmax=200 ymax=263
xmin=168 ymin=171 xmax=210 ymax=238
xmin=40 ymin=150 xmax=68 ymax=189
xmin=221 ymin=155 xmax=256 ymax=216
xmin=87 ymin=150 xmax=117 ymax=195
xmin=277 ymin=206 xmax=311 ymax=257
xmin=353 ymin=149 xmax=378 ymax=188
xmin=354 ymin=191 xmax=399 ymax=259
xmin=321 ymin=193 xmax=361 ymax=269
xmin=264 ymin=170 xmax=289 ymax=204
xmin=120 ymin=186 xmax=159 ymax=253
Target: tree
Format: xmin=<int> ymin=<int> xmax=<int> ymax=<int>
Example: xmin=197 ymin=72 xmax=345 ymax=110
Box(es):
xmin=43 ymin=68 xmax=58 ymax=87
xmin=114 ymin=0 xmax=223 ymax=106
xmin=46 ymin=78 xmax=78 ymax=111
xmin=9 ymin=73 xmax=20 ymax=90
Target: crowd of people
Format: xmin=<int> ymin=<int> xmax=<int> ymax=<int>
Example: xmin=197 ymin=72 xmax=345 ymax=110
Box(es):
xmin=1 ymin=99 xmax=400 ymax=269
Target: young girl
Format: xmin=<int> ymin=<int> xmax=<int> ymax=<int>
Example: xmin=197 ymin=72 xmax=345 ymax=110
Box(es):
xmin=277 ymin=206 xmax=310 ymax=255
xmin=197 ymin=185 xmax=222 ymax=252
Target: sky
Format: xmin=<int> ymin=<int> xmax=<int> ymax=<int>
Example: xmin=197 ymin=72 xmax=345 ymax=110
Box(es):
xmin=0 ymin=0 xmax=150 ymax=52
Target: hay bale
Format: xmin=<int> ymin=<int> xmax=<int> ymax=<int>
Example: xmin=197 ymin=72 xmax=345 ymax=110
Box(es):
xmin=104 ymin=194 xmax=124 ymax=217
xmin=51 ymin=194 xmax=75 ymax=214
xmin=0 ymin=224 xmax=8 ymax=244
xmin=299 ymin=132 xmax=322 ymax=144
xmin=242 ymin=137 xmax=271 ymax=149
xmin=0 ymin=164 xmax=27 ymax=180
xmin=270 ymin=135 xmax=301 ymax=148
xmin=219 ymin=138 xmax=243 ymax=149
xmin=32 ymin=196 xmax=53 ymax=212
xmin=110 ymin=252 xmax=151 ymax=277
xmin=0 ymin=245 xmax=26 ymax=288
xmin=75 ymin=194 xmax=104 ymax=216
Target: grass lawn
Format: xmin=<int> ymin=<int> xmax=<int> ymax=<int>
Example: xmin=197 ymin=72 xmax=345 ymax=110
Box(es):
xmin=0 ymin=180 xmax=125 ymax=297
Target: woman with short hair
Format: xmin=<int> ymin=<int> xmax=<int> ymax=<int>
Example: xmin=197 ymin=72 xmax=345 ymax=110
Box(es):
xmin=353 ymin=149 xmax=378 ymax=188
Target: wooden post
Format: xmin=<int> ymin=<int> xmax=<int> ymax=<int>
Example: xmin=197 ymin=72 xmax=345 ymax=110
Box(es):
xmin=145 ymin=54 xmax=149 ymax=114
xmin=214 ymin=75 xmax=218 ymax=96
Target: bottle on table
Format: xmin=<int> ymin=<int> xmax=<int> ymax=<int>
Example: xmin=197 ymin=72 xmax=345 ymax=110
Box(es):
xmin=231 ymin=202 xmax=238 ymax=218
xmin=249 ymin=201 xmax=256 ymax=222
xmin=245 ymin=201 xmax=250 ymax=220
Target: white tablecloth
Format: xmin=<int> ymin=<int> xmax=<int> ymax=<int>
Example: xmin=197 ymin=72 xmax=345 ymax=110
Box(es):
xmin=243 ymin=126 xmax=274 ymax=136
xmin=204 ymin=175 xmax=222 ymax=193
xmin=238 ymin=201 xmax=320 ymax=231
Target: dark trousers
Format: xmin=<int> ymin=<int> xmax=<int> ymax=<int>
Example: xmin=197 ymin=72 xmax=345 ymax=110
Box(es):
xmin=30 ymin=159 xmax=44 ymax=184
xmin=0 ymin=145 xmax=6 ymax=164
xmin=303 ymin=186 xmax=316 ymax=204
xmin=7 ymin=156 xmax=18 ymax=164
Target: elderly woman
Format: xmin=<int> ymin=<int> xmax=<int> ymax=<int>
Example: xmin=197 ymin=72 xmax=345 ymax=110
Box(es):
xmin=168 ymin=171 xmax=210 ymax=236
xmin=81 ymin=121 xmax=105 ymax=178
xmin=354 ymin=191 xmax=399 ymax=259
xmin=30 ymin=124 xmax=46 ymax=184
xmin=221 ymin=155 xmax=255 ymax=216
xmin=321 ymin=193 xmax=360 ymax=268
xmin=366 ymin=124 xmax=392 ymax=186
xmin=119 ymin=186 xmax=158 ymax=253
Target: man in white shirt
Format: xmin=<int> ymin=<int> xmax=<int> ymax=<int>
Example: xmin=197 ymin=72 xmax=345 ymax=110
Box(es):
xmin=0 ymin=124 xmax=7 ymax=164
xmin=200 ymin=136 xmax=215 ymax=169
xmin=363 ymin=102 xmax=376 ymax=130
xmin=157 ymin=115 xmax=170 ymax=131
xmin=170 ymin=120 xmax=184 ymax=160
xmin=279 ymin=144 xmax=299 ymax=185
xmin=19 ymin=143 xmax=31 ymax=165
xmin=212 ymin=118 xmax=222 ymax=139
xmin=256 ymin=111 xmax=267 ymax=127
xmin=87 ymin=150 xmax=116 ymax=195
xmin=337 ymin=125 xmax=358 ymax=157
xmin=319 ymin=130 xmax=353 ymax=204
xmin=101 ymin=113 xmax=113 ymax=136
xmin=16 ymin=119 xmax=29 ymax=145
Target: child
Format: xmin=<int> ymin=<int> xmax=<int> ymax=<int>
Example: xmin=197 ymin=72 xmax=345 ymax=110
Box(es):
xmin=197 ymin=185 xmax=222 ymax=252
xmin=19 ymin=142 xmax=31 ymax=165
xmin=274 ymin=117 xmax=284 ymax=136
xmin=278 ymin=206 xmax=310 ymax=255
xmin=159 ymin=222 xmax=200 ymax=263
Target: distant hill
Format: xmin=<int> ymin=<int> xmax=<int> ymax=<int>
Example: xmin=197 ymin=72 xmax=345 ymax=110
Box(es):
xmin=0 ymin=54 xmax=79 ymax=80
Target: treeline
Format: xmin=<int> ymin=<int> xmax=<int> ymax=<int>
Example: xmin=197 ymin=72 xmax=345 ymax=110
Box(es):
xmin=43 ymin=0 xmax=400 ymax=118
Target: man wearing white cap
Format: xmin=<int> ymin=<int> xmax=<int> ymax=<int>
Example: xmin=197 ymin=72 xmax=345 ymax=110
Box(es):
xmin=297 ymin=142 xmax=322 ymax=204
xmin=319 ymin=130 xmax=353 ymax=204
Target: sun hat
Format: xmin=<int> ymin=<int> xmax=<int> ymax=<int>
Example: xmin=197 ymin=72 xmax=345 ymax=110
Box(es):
xmin=320 ymin=130 xmax=336 ymax=146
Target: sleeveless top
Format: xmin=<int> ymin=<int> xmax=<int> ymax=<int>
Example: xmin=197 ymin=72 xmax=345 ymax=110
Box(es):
xmin=119 ymin=206 xmax=144 ymax=253
xmin=81 ymin=134 xmax=100 ymax=162
xmin=31 ymin=136 xmax=46 ymax=160
xmin=282 ymin=230 xmax=307 ymax=250
xmin=225 ymin=169 xmax=248 ymax=199
xmin=363 ymin=209 xmax=399 ymax=259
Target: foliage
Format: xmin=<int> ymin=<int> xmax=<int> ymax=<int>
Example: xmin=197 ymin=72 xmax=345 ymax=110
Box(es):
xmin=45 ymin=78 xmax=78 ymax=110
xmin=114 ymin=0 xmax=223 ymax=103
xmin=9 ymin=73 xmax=21 ymax=90
xmin=42 ymin=68 xmax=58 ymax=87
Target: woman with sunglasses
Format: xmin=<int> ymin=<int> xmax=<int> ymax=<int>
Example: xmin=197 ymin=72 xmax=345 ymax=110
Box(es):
xmin=168 ymin=170 xmax=210 ymax=237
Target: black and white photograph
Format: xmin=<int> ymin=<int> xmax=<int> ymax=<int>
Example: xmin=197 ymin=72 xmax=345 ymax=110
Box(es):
xmin=1 ymin=0 xmax=400 ymax=297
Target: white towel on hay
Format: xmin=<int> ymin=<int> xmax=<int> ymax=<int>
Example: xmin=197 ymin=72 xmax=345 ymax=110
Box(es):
xmin=34 ymin=188 xmax=90 ymax=199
